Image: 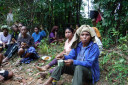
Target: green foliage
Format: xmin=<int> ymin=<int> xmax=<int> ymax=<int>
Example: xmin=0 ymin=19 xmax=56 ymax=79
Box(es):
xmin=102 ymin=37 xmax=113 ymax=49
xmin=117 ymin=35 xmax=128 ymax=55
xmin=0 ymin=0 xmax=83 ymax=33
xmin=94 ymin=0 xmax=128 ymax=47
xmin=100 ymin=35 xmax=128 ymax=84
xmin=38 ymin=38 xmax=49 ymax=55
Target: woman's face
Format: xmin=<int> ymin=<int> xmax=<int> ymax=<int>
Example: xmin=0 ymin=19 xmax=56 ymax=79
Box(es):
xmin=80 ymin=31 xmax=91 ymax=45
xmin=65 ymin=29 xmax=73 ymax=39
xmin=3 ymin=29 xmax=8 ymax=36
xmin=34 ymin=27 xmax=39 ymax=33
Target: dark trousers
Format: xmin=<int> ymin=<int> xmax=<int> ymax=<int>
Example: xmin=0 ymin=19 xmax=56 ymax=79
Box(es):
xmin=4 ymin=43 xmax=18 ymax=58
xmin=51 ymin=65 xmax=92 ymax=85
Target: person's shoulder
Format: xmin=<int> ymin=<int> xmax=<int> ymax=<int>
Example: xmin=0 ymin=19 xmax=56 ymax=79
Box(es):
xmin=0 ymin=32 xmax=3 ymax=35
xmin=28 ymin=34 xmax=34 ymax=39
xmin=77 ymin=42 xmax=83 ymax=48
xmin=91 ymin=42 xmax=99 ymax=50
xmin=39 ymin=32 xmax=43 ymax=35
xmin=32 ymin=32 xmax=36 ymax=36
xmin=50 ymin=32 xmax=53 ymax=34
xmin=41 ymin=30 xmax=44 ymax=32
xmin=65 ymin=39 xmax=68 ymax=43
xmin=93 ymin=42 xmax=99 ymax=47
xmin=0 ymin=32 xmax=3 ymax=37
xmin=17 ymin=35 xmax=22 ymax=40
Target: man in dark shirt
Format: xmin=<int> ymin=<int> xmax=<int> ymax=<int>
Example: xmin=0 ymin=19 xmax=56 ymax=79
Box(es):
xmin=16 ymin=26 xmax=39 ymax=66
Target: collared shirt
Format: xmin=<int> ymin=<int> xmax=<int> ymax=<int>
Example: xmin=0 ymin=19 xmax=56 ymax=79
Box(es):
xmin=64 ymin=41 xmax=100 ymax=83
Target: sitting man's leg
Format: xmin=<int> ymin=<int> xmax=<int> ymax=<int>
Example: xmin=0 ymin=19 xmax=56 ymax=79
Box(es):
xmin=43 ymin=65 xmax=75 ymax=85
xmin=4 ymin=44 xmax=12 ymax=57
xmin=0 ymin=44 xmax=3 ymax=52
xmin=0 ymin=70 xmax=13 ymax=81
xmin=0 ymin=53 xmax=4 ymax=65
xmin=18 ymin=48 xmax=25 ymax=56
xmin=36 ymin=59 xmax=57 ymax=71
xmin=72 ymin=65 xmax=92 ymax=85
xmin=16 ymin=48 xmax=25 ymax=66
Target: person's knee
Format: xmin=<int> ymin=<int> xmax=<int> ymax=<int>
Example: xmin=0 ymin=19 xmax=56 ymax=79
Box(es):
xmin=8 ymin=71 xmax=13 ymax=79
xmin=75 ymin=65 xmax=83 ymax=70
xmin=75 ymin=65 xmax=88 ymax=72
xmin=18 ymin=48 xmax=24 ymax=56
xmin=0 ymin=53 xmax=3 ymax=59
xmin=0 ymin=53 xmax=3 ymax=64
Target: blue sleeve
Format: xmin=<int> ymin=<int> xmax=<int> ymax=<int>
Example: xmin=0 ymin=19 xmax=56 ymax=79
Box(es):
xmin=73 ymin=44 xmax=99 ymax=67
xmin=40 ymin=31 xmax=46 ymax=37
xmin=64 ymin=48 xmax=77 ymax=60
xmin=43 ymin=31 xmax=46 ymax=36
xmin=32 ymin=33 xmax=34 ymax=38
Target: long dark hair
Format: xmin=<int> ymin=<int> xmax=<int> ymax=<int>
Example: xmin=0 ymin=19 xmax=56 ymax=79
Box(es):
xmin=51 ymin=26 xmax=58 ymax=33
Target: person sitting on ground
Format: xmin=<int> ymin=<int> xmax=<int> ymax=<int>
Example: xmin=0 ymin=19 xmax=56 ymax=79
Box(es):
xmin=32 ymin=26 xmax=43 ymax=47
xmin=40 ymin=25 xmax=46 ymax=38
xmin=43 ymin=25 xmax=100 ymax=85
xmin=2 ymin=25 xmax=19 ymax=63
xmin=0 ymin=25 xmax=11 ymax=52
xmin=16 ymin=26 xmax=40 ymax=65
xmin=36 ymin=28 xmax=74 ymax=77
xmin=0 ymin=53 xmax=13 ymax=81
xmin=92 ymin=18 xmax=102 ymax=41
xmin=49 ymin=26 xmax=58 ymax=44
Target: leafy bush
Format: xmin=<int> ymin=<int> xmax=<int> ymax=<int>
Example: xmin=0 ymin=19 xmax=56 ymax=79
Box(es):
xmin=38 ymin=38 xmax=49 ymax=55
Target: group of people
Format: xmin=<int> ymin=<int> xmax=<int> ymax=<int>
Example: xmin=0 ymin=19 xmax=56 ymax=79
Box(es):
xmin=0 ymin=23 xmax=46 ymax=81
xmin=0 ymin=21 xmax=102 ymax=85
xmin=37 ymin=23 xmax=102 ymax=85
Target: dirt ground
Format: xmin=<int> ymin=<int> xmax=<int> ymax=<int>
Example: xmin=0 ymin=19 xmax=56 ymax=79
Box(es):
xmin=0 ymin=52 xmax=111 ymax=85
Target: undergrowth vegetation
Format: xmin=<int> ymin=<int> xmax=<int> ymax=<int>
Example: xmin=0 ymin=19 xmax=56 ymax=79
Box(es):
xmin=99 ymin=35 xmax=128 ymax=85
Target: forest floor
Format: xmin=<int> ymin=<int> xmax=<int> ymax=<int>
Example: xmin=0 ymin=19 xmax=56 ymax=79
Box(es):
xmin=0 ymin=43 xmax=127 ymax=85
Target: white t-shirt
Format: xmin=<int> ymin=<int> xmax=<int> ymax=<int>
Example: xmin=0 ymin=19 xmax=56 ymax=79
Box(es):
xmin=0 ymin=32 xmax=11 ymax=45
